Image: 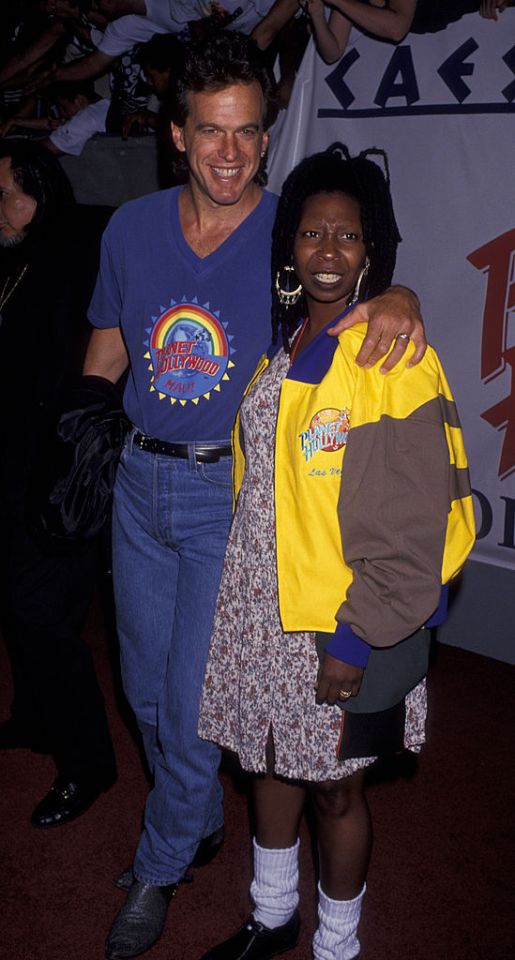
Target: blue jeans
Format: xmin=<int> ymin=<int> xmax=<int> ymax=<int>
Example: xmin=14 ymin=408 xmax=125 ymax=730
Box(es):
xmin=112 ymin=433 xmax=233 ymax=884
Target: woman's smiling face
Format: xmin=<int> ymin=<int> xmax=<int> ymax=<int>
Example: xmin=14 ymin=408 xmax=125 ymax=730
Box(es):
xmin=293 ymin=191 xmax=367 ymax=320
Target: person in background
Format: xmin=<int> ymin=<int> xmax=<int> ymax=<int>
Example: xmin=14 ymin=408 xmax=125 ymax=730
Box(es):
xmin=43 ymin=1 xmax=282 ymax=87
xmin=198 ymin=142 xmax=475 ymax=960
xmin=0 ymin=38 xmax=178 ymax=155
xmin=121 ymin=33 xmax=186 ymax=139
xmin=82 ymin=30 xmax=426 ymax=960
xmin=243 ymin=0 xmax=514 ymax=71
xmin=44 ymin=80 xmax=109 ymax=153
xmin=301 ymin=0 xmax=416 ymax=65
xmin=0 ymin=0 xmax=105 ymax=97
xmin=0 ymin=81 xmax=110 ymax=157
xmin=0 ymin=139 xmax=117 ymax=827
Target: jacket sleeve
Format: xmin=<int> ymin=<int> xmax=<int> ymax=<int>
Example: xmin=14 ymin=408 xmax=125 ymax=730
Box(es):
xmin=326 ymin=345 xmax=474 ymax=666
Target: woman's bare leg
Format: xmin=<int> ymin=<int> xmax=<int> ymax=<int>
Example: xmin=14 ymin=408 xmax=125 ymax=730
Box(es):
xmin=253 ymin=773 xmax=306 ymax=848
xmin=253 ymin=731 xmax=306 ymax=847
xmin=310 ymin=770 xmax=371 ymax=900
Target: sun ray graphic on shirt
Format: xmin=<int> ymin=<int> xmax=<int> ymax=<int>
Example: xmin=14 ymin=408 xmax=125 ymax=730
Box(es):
xmin=143 ymin=298 xmax=236 ymax=404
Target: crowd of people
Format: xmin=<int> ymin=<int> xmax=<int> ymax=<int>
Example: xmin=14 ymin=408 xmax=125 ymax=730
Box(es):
xmin=0 ymin=1 xmax=511 ymax=159
xmin=0 ymin=5 xmax=486 ymax=960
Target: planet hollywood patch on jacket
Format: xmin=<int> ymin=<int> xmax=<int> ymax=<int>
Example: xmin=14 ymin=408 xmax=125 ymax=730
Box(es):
xmin=300 ymin=406 xmax=351 ymax=465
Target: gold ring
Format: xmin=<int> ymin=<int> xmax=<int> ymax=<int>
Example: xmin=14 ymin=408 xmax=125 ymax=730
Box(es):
xmin=339 ymin=689 xmax=352 ymax=700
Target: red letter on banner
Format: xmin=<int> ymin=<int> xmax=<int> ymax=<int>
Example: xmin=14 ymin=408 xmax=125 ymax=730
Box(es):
xmin=467 ymin=229 xmax=515 ymax=479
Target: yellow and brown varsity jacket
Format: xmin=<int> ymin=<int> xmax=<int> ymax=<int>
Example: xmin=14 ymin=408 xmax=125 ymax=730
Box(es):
xmin=233 ymin=318 xmax=476 ymax=668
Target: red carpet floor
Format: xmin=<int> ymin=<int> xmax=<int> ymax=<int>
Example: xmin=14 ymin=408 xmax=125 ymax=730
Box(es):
xmin=1 ymin=597 xmax=514 ymax=960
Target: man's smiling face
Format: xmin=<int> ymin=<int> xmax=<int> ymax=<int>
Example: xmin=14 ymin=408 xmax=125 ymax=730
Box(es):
xmin=171 ymin=82 xmax=269 ymax=209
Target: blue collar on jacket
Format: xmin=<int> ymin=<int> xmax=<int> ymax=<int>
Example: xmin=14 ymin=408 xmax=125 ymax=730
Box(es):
xmin=287 ymin=303 xmax=357 ymax=385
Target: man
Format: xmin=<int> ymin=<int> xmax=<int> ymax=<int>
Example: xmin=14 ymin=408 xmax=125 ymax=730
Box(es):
xmin=0 ymin=140 xmax=117 ymax=827
xmin=83 ymin=30 xmax=426 ymax=960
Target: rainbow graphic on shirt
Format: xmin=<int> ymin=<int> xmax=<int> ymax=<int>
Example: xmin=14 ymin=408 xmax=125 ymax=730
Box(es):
xmin=142 ymin=299 xmax=235 ymax=404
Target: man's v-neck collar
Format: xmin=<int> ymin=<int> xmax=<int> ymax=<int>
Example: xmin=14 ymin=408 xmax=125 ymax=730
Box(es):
xmin=171 ymin=187 xmax=268 ymax=274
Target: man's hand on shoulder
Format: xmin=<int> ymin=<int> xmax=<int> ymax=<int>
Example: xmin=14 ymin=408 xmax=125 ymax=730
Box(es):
xmin=328 ymin=284 xmax=427 ymax=373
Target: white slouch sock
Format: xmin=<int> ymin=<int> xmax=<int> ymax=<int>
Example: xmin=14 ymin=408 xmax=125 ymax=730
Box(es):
xmin=250 ymin=837 xmax=300 ymax=930
xmin=312 ymin=882 xmax=366 ymax=960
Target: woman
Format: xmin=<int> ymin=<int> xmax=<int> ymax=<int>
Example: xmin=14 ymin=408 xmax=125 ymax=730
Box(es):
xmin=198 ymin=144 xmax=475 ymax=960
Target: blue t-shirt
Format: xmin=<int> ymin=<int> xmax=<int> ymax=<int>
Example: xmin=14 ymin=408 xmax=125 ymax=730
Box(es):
xmin=88 ymin=186 xmax=278 ymax=442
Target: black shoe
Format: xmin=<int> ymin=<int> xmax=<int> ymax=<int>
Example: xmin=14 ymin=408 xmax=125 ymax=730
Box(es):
xmin=200 ymin=911 xmax=300 ymax=960
xmin=113 ymin=826 xmax=224 ymax=891
xmin=105 ymin=880 xmax=178 ymax=959
xmin=30 ymin=773 xmax=116 ymax=828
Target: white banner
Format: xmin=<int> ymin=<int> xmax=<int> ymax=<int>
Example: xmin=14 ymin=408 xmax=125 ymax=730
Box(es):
xmin=268 ymin=11 xmax=515 ymax=570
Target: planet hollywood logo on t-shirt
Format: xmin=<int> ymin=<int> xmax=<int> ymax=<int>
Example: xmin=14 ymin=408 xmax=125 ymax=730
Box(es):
xmin=143 ymin=298 xmax=235 ymax=404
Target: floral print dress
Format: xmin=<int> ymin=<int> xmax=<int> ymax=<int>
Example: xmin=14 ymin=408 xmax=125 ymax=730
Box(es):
xmin=198 ymin=348 xmax=427 ymax=782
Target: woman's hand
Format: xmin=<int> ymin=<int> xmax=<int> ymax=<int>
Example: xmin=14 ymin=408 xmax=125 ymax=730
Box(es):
xmin=328 ymin=284 xmax=427 ymax=372
xmin=315 ymin=652 xmax=364 ymax=705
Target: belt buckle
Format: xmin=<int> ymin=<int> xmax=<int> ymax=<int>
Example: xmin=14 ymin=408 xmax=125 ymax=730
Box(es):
xmin=195 ymin=447 xmax=216 ymax=464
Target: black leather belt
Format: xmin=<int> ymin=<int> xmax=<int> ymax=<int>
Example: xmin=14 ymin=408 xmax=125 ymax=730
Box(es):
xmin=133 ymin=432 xmax=232 ymax=462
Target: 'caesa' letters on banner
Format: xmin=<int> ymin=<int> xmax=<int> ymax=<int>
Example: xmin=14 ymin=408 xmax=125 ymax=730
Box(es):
xmin=321 ymin=39 xmax=515 ymax=115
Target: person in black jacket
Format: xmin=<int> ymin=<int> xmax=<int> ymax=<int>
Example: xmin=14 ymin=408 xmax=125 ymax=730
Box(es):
xmin=0 ymin=139 xmax=117 ymax=827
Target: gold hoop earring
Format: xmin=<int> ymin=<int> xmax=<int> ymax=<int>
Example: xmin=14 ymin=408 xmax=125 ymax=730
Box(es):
xmin=275 ymin=265 xmax=302 ymax=306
